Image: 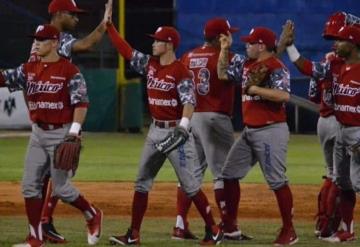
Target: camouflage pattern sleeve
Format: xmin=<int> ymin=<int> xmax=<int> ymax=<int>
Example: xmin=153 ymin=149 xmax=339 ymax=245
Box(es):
xmin=311 ymin=60 xmax=331 ymax=80
xmin=227 ymin=54 xmax=246 ymax=82
xmin=129 ymin=50 xmax=151 ymax=75
xmin=177 ymin=78 xmax=196 ymax=106
xmin=269 ymin=67 xmax=291 ymax=93
xmin=1 ymin=65 xmax=27 ymax=92
xmin=68 ymin=73 xmax=89 ymax=105
xmin=308 ymin=78 xmax=321 ymax=103
xmin=58 ymin=33 xmax=77 ymax=59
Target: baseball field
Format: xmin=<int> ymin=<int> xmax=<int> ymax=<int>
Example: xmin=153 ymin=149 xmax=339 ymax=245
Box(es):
xmin=0 ymin=131 xmax=359 ymax=246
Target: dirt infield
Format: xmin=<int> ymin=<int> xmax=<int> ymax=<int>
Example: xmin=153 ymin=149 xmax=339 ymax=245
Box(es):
xmin=1 ymin=182 xmax=359 ymax=220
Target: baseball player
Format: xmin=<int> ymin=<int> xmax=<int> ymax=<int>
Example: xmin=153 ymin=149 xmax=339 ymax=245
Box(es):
xmin=284 ymin=24 xmax=360 ymax=243
xmin=172 ymin=17 xmax=251 ymax=241
xmin=279 ymin=12 xmax=360 ymax=239
xmin=0 ymin=24 xmax=103 ymax=247
xmin=217 ymin=27 xmax=298 ymax=246
xmin=105 ymin=19 xmax=223 ymax=245
xmin=28 ymin=0 xmax=112 ymax=243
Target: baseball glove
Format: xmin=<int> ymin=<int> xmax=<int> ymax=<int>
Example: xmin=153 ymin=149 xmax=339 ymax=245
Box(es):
xmin=245 ymin=64 xmax=269 ymax=94
xmin=54 ymin=135 xmax=82 ymax=175
xmin=155 ymin=126 xmax=189 ymax=154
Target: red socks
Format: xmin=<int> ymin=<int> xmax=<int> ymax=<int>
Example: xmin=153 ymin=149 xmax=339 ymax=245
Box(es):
xmin=339 ymin=189 xmax=356 ymax=232
xmin=70 ymin=195 xmax=96 ymax=220
xmin=25 ymin=198 xmax=43 ymax=240
xmin=191 ymin=189 xmax=216 ymax=227
xmin=130 ymin=191 xmax=148 ymax=231
xmin=274 ymin=184 xmax=294 ymax=229
xmin=223 ymin=179 xmax=240 ymax=229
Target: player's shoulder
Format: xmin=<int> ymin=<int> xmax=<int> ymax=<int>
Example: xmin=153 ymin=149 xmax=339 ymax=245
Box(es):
xmin=58 ymin=58 xmax=80 ymax=73
xmin=265 ymin=56 xmax=288 ymax=70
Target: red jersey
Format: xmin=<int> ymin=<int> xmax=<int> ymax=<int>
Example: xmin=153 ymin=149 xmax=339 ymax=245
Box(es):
xmin=241 ymin=57 xmax=290 ymax=126
xmin=180 ymin=45 xmax=235 ymax=116
xmin=333 ymin=63 xmax=360 ymax=126
xmin=0 ymin=58 xmax=89 ymax=124
xmin=144 ymin=57 xmax=194 ymax=120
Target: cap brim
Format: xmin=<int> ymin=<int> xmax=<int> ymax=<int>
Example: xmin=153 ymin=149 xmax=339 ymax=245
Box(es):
xmin=229 ymin=27 xmax=239 ymax=33
xmin=147 ymin=34 xmax=169 ymax=42
xmin=240 ymin=35 xmax=255 ymax=43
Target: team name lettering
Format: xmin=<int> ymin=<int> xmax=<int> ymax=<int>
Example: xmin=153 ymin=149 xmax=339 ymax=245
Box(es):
xmin=147 ymin=74 xmax=175 ymax=91
xmin=333 ymin=82 xmax=360 ymax=97
xmin=28 ymin=101 xmax=64 ymax=110
xmin=27 ymin=81 xmax=63 ymax=95
xmin=148 ymin=97 xmax=178 ymax=107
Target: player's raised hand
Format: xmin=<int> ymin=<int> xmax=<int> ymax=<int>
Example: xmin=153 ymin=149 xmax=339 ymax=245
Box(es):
xmin=103 ymin=0 xmax=113 ymax=26
xmin=279 ymin=20 xmax=295 ymax=46
xmin=219 ymin=31 xmax=232 ymax=50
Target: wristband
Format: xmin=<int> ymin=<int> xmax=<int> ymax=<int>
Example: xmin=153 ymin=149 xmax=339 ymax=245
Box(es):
xmin=179 ymin=117 xmax=190 ymax=129
xmin=286 ymin=44 xmax=300 ymax=62
xmin=69 ymin=122 xmax=81 ymax=135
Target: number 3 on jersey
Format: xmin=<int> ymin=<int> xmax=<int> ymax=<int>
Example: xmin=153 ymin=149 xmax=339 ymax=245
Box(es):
xmin=189 ymin=68 xmax=211 ymax=95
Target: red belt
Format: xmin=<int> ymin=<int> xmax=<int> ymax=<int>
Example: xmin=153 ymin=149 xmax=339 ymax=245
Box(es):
xmin=153 ymin=120 xmax=177 ymax=128
xmin=37 ymin=123 xmax=64 ymax=130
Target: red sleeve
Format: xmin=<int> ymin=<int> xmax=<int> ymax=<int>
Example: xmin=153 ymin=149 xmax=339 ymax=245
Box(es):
xmin=0 ymin=72 xmax=5 ymax=87
xmin=107 ymin=24 xmax=133 ymax=60
xmin=298 ymin=58 xmax=313 ymax=77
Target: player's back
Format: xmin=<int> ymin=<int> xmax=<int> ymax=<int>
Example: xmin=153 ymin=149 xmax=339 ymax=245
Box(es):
xmin=181 ymin=45 xmax=235 ymax=116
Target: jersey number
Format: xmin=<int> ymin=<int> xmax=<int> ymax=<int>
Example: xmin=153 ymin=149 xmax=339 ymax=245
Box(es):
xmin=190 ymin=68 xmax=210 ymax=95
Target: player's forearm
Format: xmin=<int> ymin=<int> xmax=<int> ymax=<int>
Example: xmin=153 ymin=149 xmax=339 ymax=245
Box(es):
xmin=72 ymin=107 xmax=88 ymax=125
xmin=107 ymin=23 xmax=133 ymax=60
xmin=182 ymin=103 xmax=194 ymax=120
xmin=249 ymin=86 xmax=290 ymax=102
xmin=217 ymin=48 xmax=230 ymax=80
xmin=72 ymin=23 xmax=106 ymax=52
xmin=286 ymin=45 xmax=313 ymax=76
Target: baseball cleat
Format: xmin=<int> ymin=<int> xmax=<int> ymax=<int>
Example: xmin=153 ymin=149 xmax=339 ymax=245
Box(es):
xmin=12 ymin=236 xmax=44 ymax=247
xmin=224 ymin=229 xmax=253 ymax=241
xmin=273 ymin=227 xmax=298 ymax=246
xmin=87 ymin=206 xmax=103 ymax=245
xmin=321 ymin=230 xmax=355 ymax=243
xmin=109 ymin=228 xmax=140 ymax=245
xmin=171 ymin=227 xmax=198 ymax=240
xmin=200 ymin=225 xmax=224 ymax=245
xmin=42 ymin=219 xmax=66 ymax=244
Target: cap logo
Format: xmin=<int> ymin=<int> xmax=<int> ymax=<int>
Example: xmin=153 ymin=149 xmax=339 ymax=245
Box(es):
xmin=71 ymin=0 xmax=77 ymax=7
xmin=339 ymin=26 xmax=345 ymax=32
xmin=249 ymin=28 xmax=255 ymax=34
xmin=156 ymin=27 xmax=163 ymax=33
xmin=36 ymin=25 xmax=45 ymax=32
xmin=349 ymin=35 xmax=353 ymax=39
xmin=226 ymin=20 xmax=231 ymax=28
xmin=259 ymin=39 xmax=263 ymax=43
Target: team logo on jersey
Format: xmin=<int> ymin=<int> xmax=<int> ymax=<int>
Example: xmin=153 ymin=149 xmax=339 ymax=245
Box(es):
xmin=147 ymin=71 xmax=175 ymax=91
xmin=189 ymin=58 xmax=208 ymax=68
xmin=27 ymin=81 xmax=63 ymax=95
xmin=333 ymin=82 xmax=360 ymax=97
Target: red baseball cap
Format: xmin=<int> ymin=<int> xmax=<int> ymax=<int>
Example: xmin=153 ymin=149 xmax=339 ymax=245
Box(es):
xmin=241 ymin=27 xmax=277 ymax=49
xmin=204 ymin=17 xmax=239 ymax=39
xmin=323 ymin=12 xmax=347 ymax=39
xmin=148 ymin=26 xmax=180 ymax=49
xmin=336 ymin=25 xmax=360 ymax=45
xmin=48 ymin=0 xmax=86 ymax=14
xmin=29 ymin=24 xmax=60 ymax=41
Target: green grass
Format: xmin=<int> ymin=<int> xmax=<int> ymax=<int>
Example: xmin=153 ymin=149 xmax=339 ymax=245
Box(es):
xmin=0 ymin=133 xmax=324 ymax=184
xmin=1 ymin=216 xmax=359 ymax=247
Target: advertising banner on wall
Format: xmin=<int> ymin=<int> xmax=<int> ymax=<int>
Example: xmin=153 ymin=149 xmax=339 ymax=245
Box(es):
xmin=0 ymin=88 xmax=31 ymax=129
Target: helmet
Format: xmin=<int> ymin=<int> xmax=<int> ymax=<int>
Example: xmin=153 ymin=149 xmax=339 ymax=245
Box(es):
xmin=323 ymin=12 xmax=347 ymax=39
